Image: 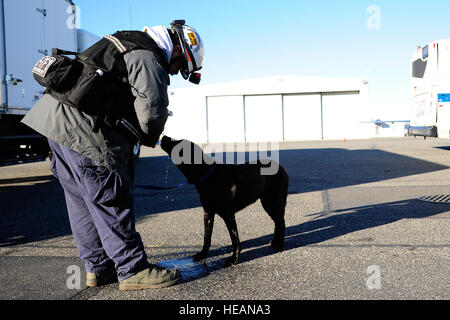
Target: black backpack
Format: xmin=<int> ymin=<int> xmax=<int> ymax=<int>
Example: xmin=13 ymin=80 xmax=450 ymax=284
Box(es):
xmin=32 ymin=31 xmax=169 ymax=133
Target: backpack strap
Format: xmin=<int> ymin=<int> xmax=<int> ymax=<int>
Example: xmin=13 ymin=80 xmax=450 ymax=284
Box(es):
xmin=51 ymin=48 xmax=78 ymax=55
xmin=104 ymin=34 xmax=127 ymax=53
xmin=51 ymin=48 xmax=88 ymax=60
xmin=107 ymin=31 xmax=169 ymax=72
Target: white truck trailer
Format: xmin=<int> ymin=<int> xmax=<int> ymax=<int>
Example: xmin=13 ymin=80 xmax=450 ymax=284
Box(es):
xmin=0 ymin=0 xmax=98 ymax=163
xmin=408 ymin=39 xmax=450 ymax=138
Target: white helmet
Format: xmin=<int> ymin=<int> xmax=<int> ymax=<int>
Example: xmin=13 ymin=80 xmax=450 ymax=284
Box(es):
xmin=169 ymin=20 xmax=204 ymax=84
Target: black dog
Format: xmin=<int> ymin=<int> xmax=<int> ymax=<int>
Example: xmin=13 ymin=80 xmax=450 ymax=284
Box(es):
xmin=160 ymin=135 xmax=289 ymax=266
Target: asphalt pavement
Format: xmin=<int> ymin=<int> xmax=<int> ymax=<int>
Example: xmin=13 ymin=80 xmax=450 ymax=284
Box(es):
xmin=0 ymin=137 xmax=449 ymax=301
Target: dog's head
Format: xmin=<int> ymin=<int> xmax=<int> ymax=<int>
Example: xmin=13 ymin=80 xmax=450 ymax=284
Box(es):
xmin=160 ymin=135 xmax=181 ymax=155
xmin=161 ymin=135 xmax=214 ymax=184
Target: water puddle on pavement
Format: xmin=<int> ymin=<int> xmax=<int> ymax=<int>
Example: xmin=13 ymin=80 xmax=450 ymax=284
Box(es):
xmin=157 ymin=257 xmax=213 ymax=282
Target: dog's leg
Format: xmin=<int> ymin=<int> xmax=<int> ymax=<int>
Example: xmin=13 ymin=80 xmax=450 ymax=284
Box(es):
xmin=193 ymin=211 xmax=215 ymax=262
xmin=222 ymin=214 xmax=242 ymax=266
xmin=270 ymin=218 xmax=285 ymax=252
xmin=273 ymin=170 xmax=289 ymax=251
xmin=261 ymin=190 xmax=286 ymax=252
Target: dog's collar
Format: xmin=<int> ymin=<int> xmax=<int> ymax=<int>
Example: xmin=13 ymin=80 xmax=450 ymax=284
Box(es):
xmin=196 ymin=166 xmax=216 ymax=184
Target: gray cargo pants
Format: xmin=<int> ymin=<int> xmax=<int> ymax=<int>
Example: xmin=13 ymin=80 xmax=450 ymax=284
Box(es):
xmin=48 ymin=139 xmax=150 ymax=281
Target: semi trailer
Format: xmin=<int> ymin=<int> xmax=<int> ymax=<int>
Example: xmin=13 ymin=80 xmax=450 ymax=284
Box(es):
xmin=0 ymin=0 xmax=98 ymax=163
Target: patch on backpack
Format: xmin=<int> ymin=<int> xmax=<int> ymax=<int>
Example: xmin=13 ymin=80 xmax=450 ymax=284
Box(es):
xmin=32 ymin=56 xmax=57 ymax=77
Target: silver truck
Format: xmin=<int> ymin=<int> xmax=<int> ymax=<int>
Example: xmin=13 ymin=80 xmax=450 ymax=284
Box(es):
xmin=0 ymin=0 xmax=98 ymax=163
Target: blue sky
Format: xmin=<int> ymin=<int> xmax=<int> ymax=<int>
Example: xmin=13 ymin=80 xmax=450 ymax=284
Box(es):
xmin=75 ymin=0 xmax=450 ymax=114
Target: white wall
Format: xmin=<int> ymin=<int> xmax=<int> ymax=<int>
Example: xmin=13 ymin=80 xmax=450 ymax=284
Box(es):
xmin=165 ymin=76 xmax=371 ymax=143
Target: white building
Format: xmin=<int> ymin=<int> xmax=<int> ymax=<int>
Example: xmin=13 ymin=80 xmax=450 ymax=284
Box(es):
xmin=164 ymin=75 xmax=373 ymax=143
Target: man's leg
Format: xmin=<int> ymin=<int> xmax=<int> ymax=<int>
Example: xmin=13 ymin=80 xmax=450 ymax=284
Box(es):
xmin=48 ymin=140 xmax=115 ymax=274
xmin=75 ymin=162 xmax=150 ymax=281
xmin=50 ymin=140 xmax=150 ymax=281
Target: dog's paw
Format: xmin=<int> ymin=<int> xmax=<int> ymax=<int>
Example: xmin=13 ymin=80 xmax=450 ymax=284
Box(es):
xmin=224 ymin=255 xmax=239 ymax=267
xmin=193 ymin=252 xmax=207 ymax=262
xmin=270 ymin=239 xmax=284 ymax=252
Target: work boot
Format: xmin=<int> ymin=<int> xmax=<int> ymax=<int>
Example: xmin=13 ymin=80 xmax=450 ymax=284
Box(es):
xmin=119 ymin=265 xmax=181 ymax=291
xmin=86 ymin=269 xmax=118 ymax=287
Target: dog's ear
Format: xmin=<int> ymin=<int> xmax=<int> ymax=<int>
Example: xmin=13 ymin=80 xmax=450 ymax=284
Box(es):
xmin=161 ymin=135 xmax=171 ymax=145
xmin=160 ymin=135 xmax=173 ymax=153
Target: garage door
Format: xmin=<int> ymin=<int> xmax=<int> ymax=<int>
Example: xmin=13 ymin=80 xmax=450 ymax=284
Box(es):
xmin=283 ymin=94 xmax=322 ymax=141
xmin=322 ymin=92 xmax=361 ymax=140
xmin=245 ymin=95 xmax=283 ymax=142
xmin=207 ymin=96 xmax=245 ymax=143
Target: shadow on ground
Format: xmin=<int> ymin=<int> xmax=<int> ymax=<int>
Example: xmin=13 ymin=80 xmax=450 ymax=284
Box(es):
xmin=157 ymin=197 xmax=450 ymax=283
xmin=0 ymin=147 xmax=448 ymax=252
